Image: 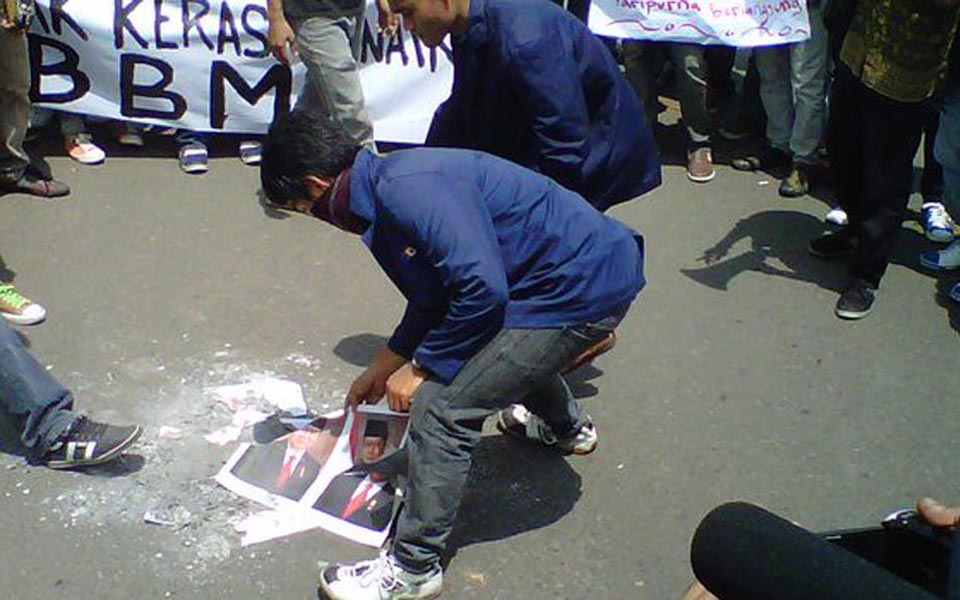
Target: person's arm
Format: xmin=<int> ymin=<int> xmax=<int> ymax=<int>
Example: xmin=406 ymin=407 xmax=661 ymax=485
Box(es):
xmin=506 ymin=32 xmax=591 ymax=192
xmin=266 ymin=0 xmax=297 ymax=64
xmin=381 ymin=174 xmax=508 ymax=384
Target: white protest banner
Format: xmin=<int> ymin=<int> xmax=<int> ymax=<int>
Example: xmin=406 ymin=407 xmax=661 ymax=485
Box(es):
xmin=587 ymin=0 xmax=811 ymax=46
xmin=28 ymin=0 xmax=453 ymax=143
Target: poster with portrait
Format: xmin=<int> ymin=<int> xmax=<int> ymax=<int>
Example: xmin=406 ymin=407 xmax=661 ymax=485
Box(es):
xmin=216 ymin=405 xmax=409 ymax=547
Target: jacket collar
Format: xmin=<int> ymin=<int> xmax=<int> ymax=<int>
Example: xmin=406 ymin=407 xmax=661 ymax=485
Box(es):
xmin=349 ymin=148 xmax=378 ymax=247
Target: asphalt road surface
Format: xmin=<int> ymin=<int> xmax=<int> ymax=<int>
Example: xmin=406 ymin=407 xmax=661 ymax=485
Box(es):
xmin=0 ymin=131 xmax=957 ymax=600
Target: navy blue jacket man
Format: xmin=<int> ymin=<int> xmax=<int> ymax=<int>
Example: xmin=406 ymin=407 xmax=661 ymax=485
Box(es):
xmin=393 ymin=0 xmax=661 ymax=212
xmin=261 ymin=112 xmax=645 ymax=600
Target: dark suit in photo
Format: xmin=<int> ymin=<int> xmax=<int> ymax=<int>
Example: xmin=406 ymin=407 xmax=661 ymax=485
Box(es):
xmin=230 ymin=441 xmax=321 ymax=501
xmin=313 ymin=470 xmax=396 ymax=531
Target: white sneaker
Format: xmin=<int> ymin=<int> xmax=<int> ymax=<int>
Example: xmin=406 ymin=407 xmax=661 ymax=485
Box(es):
xmin=920 ymin=241 xmax=960 ymax=271
xmin=922 ymin=202 xmax=955 ymax=243
xmin=319 ymin=552 xmax=443 ymax=600
xmin=825 ymin=206 xmax=848 ymax=226
xmin=496 ymin=404 xmax=598 ymax=455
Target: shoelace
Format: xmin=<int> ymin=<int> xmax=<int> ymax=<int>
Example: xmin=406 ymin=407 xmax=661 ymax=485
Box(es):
xmin=351 ymin=552 xmax=405 ymax=592
xmin=0 ymin=284 xmax=33 ymax=309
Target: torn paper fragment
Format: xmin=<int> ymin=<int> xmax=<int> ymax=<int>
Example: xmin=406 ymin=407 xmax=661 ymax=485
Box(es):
xmin=158 ymin=426 xmax=183 ymax=440
xmin=210 ymin=378 xmax=307 ymax=413
xmin=205 ymin=425 xmax=243 ymax=446
xmin=234 ymin=510 xmax=322 ymax=547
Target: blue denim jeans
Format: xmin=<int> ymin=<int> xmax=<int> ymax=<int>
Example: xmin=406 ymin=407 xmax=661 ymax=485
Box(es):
xmin=755 ymin=3 xmax=829 ymax=163
xmin=390 ymin=311 xmax=626 ymax=572
xmin=935 ymin=82 xmax=960 ymax=218
xmin=0 ymin=320 xmax=76 ymax=451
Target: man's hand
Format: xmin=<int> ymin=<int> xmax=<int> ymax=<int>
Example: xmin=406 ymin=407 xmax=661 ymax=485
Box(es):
xmin=345 ymin=346 xmax=409 ymax=408
xmin=386 ymin=364 xmax=428 ymax=412
xmin=376 ymin=0 xmax=399 ymax=37
xmin=267 ymin=16 xmax=297 ymax=64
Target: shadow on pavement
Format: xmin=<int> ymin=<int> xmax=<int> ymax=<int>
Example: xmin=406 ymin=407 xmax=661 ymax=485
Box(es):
xmin=334 ymin=333 xmax=390 ymax=367
xmin=443 ymin=435 xmax=581 ymax=567
xmin=682 ymin=209 xmax=847 ymax=293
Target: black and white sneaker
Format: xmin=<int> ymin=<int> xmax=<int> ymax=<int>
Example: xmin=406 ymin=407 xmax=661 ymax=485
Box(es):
xmin=835 ymin=281 xmax=877 ymax=320
xmin=496 ymin=405 xmax=598 ymax=455
xmin=43 ymin=417 xmax=142 ymax=469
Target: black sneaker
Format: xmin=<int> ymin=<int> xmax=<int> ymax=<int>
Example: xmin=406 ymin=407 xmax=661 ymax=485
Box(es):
xmin=43 ymin=417 xmax=142 ymax=469
xmin=808 ymin=230 xmax=858 ymax=260
xmin=731 ymin=147 xmax=791 ymax=172
xmin=835 ymin=281 xmax=876 ymax=320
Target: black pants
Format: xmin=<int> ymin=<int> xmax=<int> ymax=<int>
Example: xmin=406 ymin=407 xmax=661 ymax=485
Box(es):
xmin=828 ymin=63 xmax=925 ymax=287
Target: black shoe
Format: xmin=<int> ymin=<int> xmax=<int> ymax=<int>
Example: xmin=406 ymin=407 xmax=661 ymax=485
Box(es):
xmin=43 ymin=417 xmax=142 ymax=469
xmin=731 ymin=147 xmax=791 ymax=172
xmin=835 ymin=281 xmax=876 ymax=320
xmin=808 ymin=230 xmax=858 ymax=259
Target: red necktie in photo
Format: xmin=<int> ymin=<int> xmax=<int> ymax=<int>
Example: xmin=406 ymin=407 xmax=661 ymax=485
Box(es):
xmin=342 ymin=480 xmax=376 ymax=518
xmin=276 ymin=454 xmax=296 ymax=489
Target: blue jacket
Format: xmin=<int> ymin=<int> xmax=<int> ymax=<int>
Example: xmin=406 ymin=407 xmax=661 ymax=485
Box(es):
xmin=425 ymin=0 xmax=661 ymax=212
xmin=349 ymin=147 xmax=645 ymax=383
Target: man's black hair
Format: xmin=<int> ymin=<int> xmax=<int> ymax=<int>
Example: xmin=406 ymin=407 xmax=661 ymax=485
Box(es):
xmin=363 ymin=419 xmax=389 ymax=440
xmin=260 ymin=110 xmax=361 ymax=208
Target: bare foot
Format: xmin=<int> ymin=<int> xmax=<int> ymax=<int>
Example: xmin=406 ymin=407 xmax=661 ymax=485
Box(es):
xmin=917 ymin=497 xmax=960 ymax=528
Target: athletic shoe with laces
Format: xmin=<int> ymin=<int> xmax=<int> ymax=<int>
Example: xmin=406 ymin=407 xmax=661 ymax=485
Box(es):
xmin=0 ymin=283 xmax=46 ymax=325
xmin=920 ymin=241 xmax=960 ymax=271
xmin=496 ymin=404 xmax=598 ymax=455
xmin=835 ymin=280 xmax=876 ymax=320
xmin=921 ymin=202 xmax=955 ymax=243
xmin=319 ymin=552 xmax=443 ymax=600
xmin=65 ymin=133 xmax=106 ymax=165
xmin=43 ymin=416 xmax=142 ymax=469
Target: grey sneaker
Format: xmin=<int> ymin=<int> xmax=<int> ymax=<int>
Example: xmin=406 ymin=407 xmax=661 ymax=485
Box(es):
xmin=319 ymin=552 xmax=442 ymax=600
xmin=496 ymin=405 xmax=598 ymax=455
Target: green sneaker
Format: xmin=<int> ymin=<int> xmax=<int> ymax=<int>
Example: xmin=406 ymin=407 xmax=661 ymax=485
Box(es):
xmin=0 ymin=284 xmax=46 ymax=325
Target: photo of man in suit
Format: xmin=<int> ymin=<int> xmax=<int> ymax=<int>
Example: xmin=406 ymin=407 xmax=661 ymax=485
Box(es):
xmin=313 ymin=420 xmax=398 ymax=531
xmin=230 ymin=416 xmax=343 ymax=501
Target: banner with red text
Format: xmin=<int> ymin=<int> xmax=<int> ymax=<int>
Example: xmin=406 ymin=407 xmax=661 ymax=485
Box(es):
xmin=587 ymin=0 xmax=812 ymax=46
xmin=29 ymin=0 xmax=453 ymax=143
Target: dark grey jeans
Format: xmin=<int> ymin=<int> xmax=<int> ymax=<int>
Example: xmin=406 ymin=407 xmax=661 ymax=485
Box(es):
xmin=391 ymin=312 xmax=625 ymax=572
xmin=0 ymin=320 xmax=76 ymax=451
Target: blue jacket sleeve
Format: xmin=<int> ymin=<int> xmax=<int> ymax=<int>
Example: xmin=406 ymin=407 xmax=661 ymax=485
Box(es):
xmin=506 ymin=31 xmax=590 ymax=192
xmin=378 ymin=175 xmax=508 ymax=383
xmin=387 ymin=303 xmax=442 ymax=360
xmin=425 ymin=99 xmax=464 ymax=147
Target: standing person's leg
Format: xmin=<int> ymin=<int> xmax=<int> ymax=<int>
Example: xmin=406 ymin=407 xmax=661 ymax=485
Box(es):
xmin=780 ymin=3 xmax=829 ymax=197
xmin=320 ymin=318 xmax=625 ymax=598
xmin=736 ymin=44 xmax=793 ymax=172
xmin=0 ymin=319 xmax=77 ymax=451
xmin=0 ymin=27 xmax=30 ymax=184
xmin=293 ymin=15 xmax=375 ymax=149
xmin=0 ymin=29 xmax=68 ymax=197
xmin=809 ymin=63 xmax=863 ymax=259
xmin=669 ymin=43 xmax=714 ymax=182
xmin=840 ymin=85 xmax=925 ymax=318
xmin=920 ymin=98 xmax=953 ymax=243
xmin=921 ymin=82 xmax=960 ymax=277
